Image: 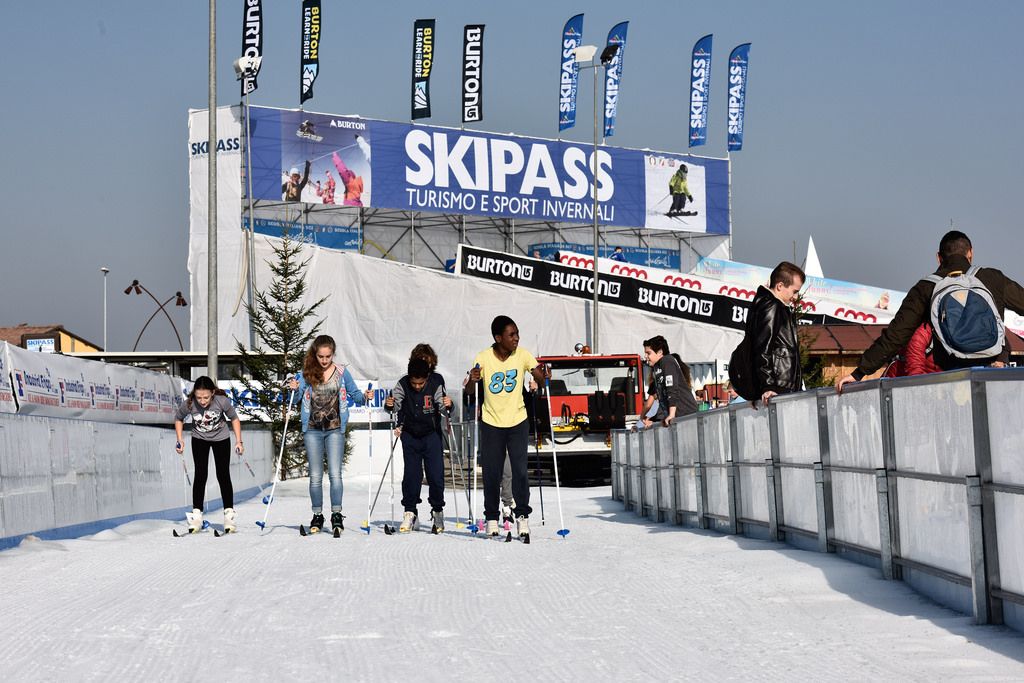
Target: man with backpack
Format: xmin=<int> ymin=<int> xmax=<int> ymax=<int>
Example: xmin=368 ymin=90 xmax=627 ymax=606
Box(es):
xmin=837 ymin=230 xmax=1024 ymax=392
xmin=728 ymin=261 xmax=806 ymax=407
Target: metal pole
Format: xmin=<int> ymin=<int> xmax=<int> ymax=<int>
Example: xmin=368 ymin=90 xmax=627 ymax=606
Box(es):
xmin=592 ymin=60 xmax=600 ymax=353
xmin=244 ymin=87 xmax=256 ymax=350
xmin=100 ymin=267 xmax=109 ymax=351
xmin=207 ymin=0 xmax=218 ymax=379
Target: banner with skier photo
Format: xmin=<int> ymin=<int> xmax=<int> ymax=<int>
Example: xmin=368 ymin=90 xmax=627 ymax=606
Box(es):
xmin=240 ymin=0 xmax=263 ymax=96
xmin=603 ymin=21 xmax=628 ymax=138
xmin=412 ymin=19 xmax=435 ymax=120
xmin=558 ymin=13 xmax=584 ymax=132
xmin=245 ymin=106 xmax=729 ymax=234
xmin=299 ymin=0 xmax=321 ymax=104
xmin=688 ymin=34 xmax=712 ymax=148
xmin=727 ymin=43 xmax=751 ymax=152
xmin=462 ymin=24 xmax=484 ymax=123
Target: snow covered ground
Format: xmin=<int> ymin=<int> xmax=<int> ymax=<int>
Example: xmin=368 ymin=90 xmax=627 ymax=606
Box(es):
xmin=2 ymin=479 xmax=1022 ymax=681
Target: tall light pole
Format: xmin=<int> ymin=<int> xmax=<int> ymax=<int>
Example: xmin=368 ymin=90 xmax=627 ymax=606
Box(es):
xmin=572 ymin=43 xmax=619 ymax=354
xmin=100 ymin=267 xmax=109 ymax=351
xmin=208 ymin=0 xmax=218 ymax=379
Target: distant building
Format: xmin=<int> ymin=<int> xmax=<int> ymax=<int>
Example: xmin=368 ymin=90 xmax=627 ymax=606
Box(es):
xmin=0 ymin=324 xmax=102 ymax=353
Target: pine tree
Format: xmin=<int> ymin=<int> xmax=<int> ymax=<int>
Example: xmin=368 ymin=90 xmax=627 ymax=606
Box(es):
xmin=793 ymin=292 xmax=830 ymax=389
xmin=235 ymin=228 xmax=328 ymax=477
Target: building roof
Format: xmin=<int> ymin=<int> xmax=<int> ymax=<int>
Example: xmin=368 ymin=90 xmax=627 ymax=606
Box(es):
xmin=0 ymin=323 xmax=102 ymax=350
xmin=803 ymin=324 xmax=1024 ymax=355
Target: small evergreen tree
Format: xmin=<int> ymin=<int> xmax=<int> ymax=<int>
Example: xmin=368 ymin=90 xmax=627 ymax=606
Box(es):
xmin=235 ymin=228 xmax=328 ymax=477
xmin=793 ymin=293 xmax=831 ymax=389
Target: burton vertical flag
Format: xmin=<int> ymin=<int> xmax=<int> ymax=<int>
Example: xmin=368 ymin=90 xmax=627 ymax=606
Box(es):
xmin=299 ymin=0 xmax=321 ymax=104
xmin=727 ymin=43 xmax=751 ymax=151
xmin=602 ymin=21 xmax=629 ymax=137
xmin=558 ymin=13 xmax=584 ymax=132
xmin=462 ymin=25 xmax=484 ymax=123
xmin=240 ymin=0 xmax=263 ymax=96
xmin=412 ymin=19 xmax=436 ymax=120
xmin=688 ymin=34 xmax=712 ymax=147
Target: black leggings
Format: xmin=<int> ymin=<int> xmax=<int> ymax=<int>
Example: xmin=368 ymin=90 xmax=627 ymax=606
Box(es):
xmin=192 ymin=437 xmax=233 ymax=510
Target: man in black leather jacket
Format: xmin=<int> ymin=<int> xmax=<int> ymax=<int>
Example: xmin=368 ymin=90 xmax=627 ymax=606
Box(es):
xmin=745 ymin=261 xmax=805 ymax=407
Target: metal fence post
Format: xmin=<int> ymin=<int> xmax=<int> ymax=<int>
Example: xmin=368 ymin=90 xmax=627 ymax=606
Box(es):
xmin=695 ymin=417 xmax=708 ymax=529
xmin=727 ymin=410 xmax=740 ymax=535
xmin=765 ymin=458 xmax=780 ymax=541
xmin=966 ymin=475 xmax=992 ymax=624
xmin=669 ymin=423 xmax=680 ymax=525
xmin=654 ymin=427 xmax=664 ymax=522
xmin=875 ymin=468 xmax=895 ymax=580
xmin=767 ymin=403 xmax=784 ymax=541
xmin=637 ymin=428 xmax=646 ymax=517
xmin=815 ymin=392 xmax=835 ymax=553
xmin=970 ymin=377 xmax=1002 ymax=624
xmin=879 ymin=383 xmax=902 ymax=580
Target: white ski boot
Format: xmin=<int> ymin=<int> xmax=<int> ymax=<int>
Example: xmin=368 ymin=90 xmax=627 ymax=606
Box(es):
xmin=223 ymin=508 xmax=236 ymax=533
xmin=516 ymin=515 xmax=530 ymax=538
xmin=485 ymin=519 xmax=500 ymax=537
xmin=186 ymin=508 xmax=204 ymax=533
xmin=400 ymin=511 xmax=418 ymax=533
xmin=430 ymin=509 xmax=445 ymax=534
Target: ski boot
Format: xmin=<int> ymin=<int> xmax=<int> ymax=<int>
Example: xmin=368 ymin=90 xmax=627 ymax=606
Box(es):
xmin=309 ymin=512 xmax=325 ymax=534
xmin=400 ymin=511 xmax=418 ymax=533
xmin=485 ymin=519 xmax=500 ymax=537
xmin=430 ymin=509 xmax=444 ymax=534
xmin=223 ymin=508 xmax=236 ymax=533
xmin=186 ymin=508 xmax=204 ymax=534
xmin=330 ymin=511 xmax=345 ymax=534
xmin=516 ymin=515 xmax=530 ymax=543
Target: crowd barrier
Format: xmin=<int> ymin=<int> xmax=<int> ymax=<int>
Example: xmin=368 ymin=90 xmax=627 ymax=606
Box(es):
xmin=0 ymin=412 xmax=273 ymax=550
xmin=611 ymin=368 xmax=1024 ymax=631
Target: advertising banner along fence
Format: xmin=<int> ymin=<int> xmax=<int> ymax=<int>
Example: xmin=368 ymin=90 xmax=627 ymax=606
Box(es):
xmin=0 ymin=344 xmax=17 ymax=414
xmin=247 ymin=106 xmax=730 ymax=234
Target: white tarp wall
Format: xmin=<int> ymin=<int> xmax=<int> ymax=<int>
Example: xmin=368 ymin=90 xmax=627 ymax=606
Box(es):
xmin=192 ymin=237 xmax=744 ymax=403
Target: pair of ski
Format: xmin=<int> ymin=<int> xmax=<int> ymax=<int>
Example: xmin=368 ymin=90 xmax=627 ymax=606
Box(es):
xmin=171 ymin=524 xmax=236 ymax=538
xmin=298 ymin=524 xmax=342 ymax=538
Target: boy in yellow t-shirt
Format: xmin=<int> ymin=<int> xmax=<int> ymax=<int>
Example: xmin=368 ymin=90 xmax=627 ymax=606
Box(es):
xmin=467 ymin=315 xmax=547 ymax=538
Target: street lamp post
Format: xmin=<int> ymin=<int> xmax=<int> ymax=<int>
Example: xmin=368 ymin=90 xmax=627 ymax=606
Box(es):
xmin=572 ymin=43 xmax=619 ymax=354
xmin=125 ymin=280 xmax=188 ymax=351
xmin=100 ymin=267 xmax=109 ymax=351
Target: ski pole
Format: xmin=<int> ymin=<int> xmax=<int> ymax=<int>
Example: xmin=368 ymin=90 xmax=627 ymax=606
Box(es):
xmin=256 ymin=387 xmax=296 ymax=531
xmin=360 ymin=382 xmax=374 ymax=534
xmin=543 ymin=372 xmax=570 ymax=538
xmin=388 ymin=402 xmax=396 ymax=534
xmin=470 ymin=365 xmax=481 ymax=533
xmin=441 ymin=388 xmax=465 ymax=529
xmin=176 ymin=442 xmax=193 ymax=487
xmin=531 ymin=392 xmax=546 ymax=526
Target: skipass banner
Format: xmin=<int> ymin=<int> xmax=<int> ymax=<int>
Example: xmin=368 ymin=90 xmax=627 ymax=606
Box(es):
xmin=688 ymin=34 xmax=712 ymax=148
xmin=603 ymin=22 xmax=628 ymax=138
xmin=6 ymin=343 xmax=181 ymax=423
xmin=558 ymin=14 xmax=584 ymax=132
xmin=456 ymin=245 xmax=861 ymax=330
xmin=246 ymin=106 xmax=730 ymax=234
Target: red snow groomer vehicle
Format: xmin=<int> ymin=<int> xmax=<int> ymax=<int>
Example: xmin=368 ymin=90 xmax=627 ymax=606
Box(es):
xmin=529 ymin=352 xmax=645 ymax=486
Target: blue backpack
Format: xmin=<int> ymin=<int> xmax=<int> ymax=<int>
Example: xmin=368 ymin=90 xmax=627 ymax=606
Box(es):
xmin=925 ymin=265 xmax=1004 ymax=360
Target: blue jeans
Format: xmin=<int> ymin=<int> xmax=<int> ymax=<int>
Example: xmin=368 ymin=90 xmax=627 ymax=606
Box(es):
xmin=305 ymin=428 xmax=344 ymax=513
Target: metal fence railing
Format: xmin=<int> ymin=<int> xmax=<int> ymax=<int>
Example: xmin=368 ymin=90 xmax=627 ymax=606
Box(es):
xmin=611 ymin=368 xmax=1024 ymax=629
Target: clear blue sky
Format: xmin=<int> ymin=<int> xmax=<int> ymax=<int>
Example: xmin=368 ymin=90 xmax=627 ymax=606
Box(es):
xmin=1 ymin=1 xmax=1022 ymax=351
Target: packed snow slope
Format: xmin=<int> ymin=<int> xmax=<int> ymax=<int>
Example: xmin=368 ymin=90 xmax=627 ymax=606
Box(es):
xmin=2 ymin=479 xmax=1022 ymax=681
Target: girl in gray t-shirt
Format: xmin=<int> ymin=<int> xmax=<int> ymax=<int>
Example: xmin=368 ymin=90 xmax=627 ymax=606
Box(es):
xmin=174 ymin=376 xmax=243 ymax=533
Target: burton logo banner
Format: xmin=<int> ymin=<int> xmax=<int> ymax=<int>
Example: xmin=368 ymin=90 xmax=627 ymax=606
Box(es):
xmin=688 ymin=34 xmax=712 ymax=148
xmin=412 ymin=19 xmax=436 ymax=120
xmin=558 ymin=13 xmax=584 ymax=132
xmin=603 ymin=22 xmax=628 ymax=138
xmin=462 ymin=25 xmax=485 ymax=123
xmin=299 ymin=0 xmax=321 ymax=104
xmin=240 ymin=0 xmax=263 ymax=96
xmin=727 ymin=43 xmax=751 ymax=152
